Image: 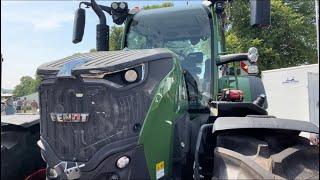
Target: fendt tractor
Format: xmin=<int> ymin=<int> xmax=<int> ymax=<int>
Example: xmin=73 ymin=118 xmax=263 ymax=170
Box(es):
xmin=34 ymin=0 xmax=319 ymax=179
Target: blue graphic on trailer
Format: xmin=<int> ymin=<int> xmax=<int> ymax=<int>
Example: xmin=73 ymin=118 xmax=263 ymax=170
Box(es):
xmin=282 ymin=76 xmax=299 ymax=84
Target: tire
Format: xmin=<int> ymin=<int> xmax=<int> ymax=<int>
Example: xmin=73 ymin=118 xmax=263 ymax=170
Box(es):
xmin=1 ymin=124 xmax=46 ymax=180
xmin=212 ymin=133 xmax=319 ymax=179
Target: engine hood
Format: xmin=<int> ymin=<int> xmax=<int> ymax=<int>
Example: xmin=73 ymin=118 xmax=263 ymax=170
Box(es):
xmin=37 ymin=48 xmax=172 ymax=76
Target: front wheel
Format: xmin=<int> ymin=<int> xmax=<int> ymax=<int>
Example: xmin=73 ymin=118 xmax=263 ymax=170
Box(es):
xmin=212 ymin=132 xmax=319 ymax=179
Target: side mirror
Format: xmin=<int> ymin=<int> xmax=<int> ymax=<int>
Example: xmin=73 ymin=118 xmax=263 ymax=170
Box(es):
xmin=217 ymin=47 xmax=259 ymax=65
xmin=250 ymin=0 xmax=271 ymax=27
xmin=72 ymin=8 xmax=86 ymax=44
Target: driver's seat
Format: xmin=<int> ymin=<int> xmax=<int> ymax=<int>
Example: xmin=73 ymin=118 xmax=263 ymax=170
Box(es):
xmin=181 ymin=52 xmax=203 ymax=108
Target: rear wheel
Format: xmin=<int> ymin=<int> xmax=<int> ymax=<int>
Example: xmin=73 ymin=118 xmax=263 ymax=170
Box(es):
xmin=212 ymin=132 xmax=319 ymax=179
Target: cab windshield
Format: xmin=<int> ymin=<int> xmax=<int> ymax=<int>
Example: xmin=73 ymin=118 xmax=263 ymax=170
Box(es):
xmin=125 ymin=5 xmax=212 ymax=106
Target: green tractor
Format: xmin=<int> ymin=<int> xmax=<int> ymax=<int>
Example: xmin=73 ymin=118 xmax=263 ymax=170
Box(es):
xmin=35 ymin=0 xmax=319 ymax=179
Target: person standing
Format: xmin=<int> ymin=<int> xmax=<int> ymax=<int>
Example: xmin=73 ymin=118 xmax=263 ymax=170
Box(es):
xmin=22 ymin=97 xmax=28 ymax=113
xmin=5 ymin=97 xmax=15 ymax=115
xmin=31 ymin=100 xmax=38 ymax=114
xmin=1 ymin=102 xmax=6 ymax=115
xmin=16 ymin=98 xmax=22 ymax=113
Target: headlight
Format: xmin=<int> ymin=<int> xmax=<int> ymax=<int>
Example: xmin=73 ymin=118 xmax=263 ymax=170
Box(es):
xmin=124 ymin=69 xmax=138 ymax=83
xmin=111 ymin=2 xmax=118 ymax=9
xmin=116 ymin=156 xmax=130 ymax=169
xmin=119 ymin=2 xmax=126 ymax=9
xmin=247 ymin=47 xmax=259 ymax=63
xmin=80 ymin=64 xmax=145 ymax=88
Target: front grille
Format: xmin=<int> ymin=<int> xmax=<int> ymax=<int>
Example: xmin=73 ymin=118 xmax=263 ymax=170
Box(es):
xmin=39 ymin=57 xmax=173 ymax=162
xmin=39 ymin=79 xmax=150 ymax=162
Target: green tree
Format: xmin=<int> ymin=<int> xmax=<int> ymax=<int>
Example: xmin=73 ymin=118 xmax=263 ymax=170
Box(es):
xmin=109 ymin=26 xmax=124 ymax=51
xmin=225 ymin=0 xmax=317 ymax=71
xmin=89 ymin=26 xmax=124 ymax=51
xmin=90 ymin=48 xmax=97 ymax=52
xmin=13 ymin=76 xmax=41 ymax=97
xmin=143 ymin=2 xmax=173 ymax=10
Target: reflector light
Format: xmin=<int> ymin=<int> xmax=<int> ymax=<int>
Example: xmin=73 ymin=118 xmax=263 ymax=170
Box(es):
xmin=240 ymin=61 xmax=249 ymax=73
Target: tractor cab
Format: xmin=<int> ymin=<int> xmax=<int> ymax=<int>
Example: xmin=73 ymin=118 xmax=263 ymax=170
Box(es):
xmin=124 ymin=4 xmax=265 ymax=109
xmin=125 ymin=5 xmax=214 ymax=108
xmin=125 ymin=5 xmax=213 ymax=107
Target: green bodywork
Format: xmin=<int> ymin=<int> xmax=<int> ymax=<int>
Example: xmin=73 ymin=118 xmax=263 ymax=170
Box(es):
xmin=211 ymin=5 xmax=224 ymax=100
xmin=122 ymin=4 xmax=253 ymax=179
xmin=138 ymin=55 xmax=188 ymax=179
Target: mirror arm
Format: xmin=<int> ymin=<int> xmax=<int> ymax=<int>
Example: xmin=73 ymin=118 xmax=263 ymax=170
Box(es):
xmin=216 ymin=53 xmax=248 ymax=65
xmin=99 ymin=5 xmax=112 ymax=15
xmin=79 ymin=2 xmax=112 ymax=15
xmin=79 ymin=2 xmax=89 ymax=8
xmin=90 ymin=0 xmax=106 ymax=25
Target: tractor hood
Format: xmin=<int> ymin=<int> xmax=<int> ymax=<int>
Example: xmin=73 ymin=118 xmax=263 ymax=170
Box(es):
xmin=37 ymin=48 xmax=175 ymax=166
xmin=37 ymin=48 xmax=172 ymax=76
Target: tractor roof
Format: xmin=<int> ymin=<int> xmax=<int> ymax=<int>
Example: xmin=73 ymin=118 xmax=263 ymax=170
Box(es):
xmin=37 ymin=48 xmax=173 ymax=75
xmin=131 ymin=4 xmax=211 ymax=40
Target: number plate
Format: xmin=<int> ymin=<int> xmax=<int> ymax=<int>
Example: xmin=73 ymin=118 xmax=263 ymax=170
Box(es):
xmin=50 ymin=113 xmax=89 ymax=122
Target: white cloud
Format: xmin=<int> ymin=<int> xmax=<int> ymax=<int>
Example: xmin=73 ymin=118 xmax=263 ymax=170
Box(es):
xmin=31 ymin=13 xmax=74 ymax=30
xmin=1 ymin=1 xmax=27 ymax=6
xmin=2 ymin=10 xmax=74 ymax=31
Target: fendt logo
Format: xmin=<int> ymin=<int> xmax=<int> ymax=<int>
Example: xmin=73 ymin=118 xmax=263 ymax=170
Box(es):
xmin=50 ymin=113 xmax=89 ymax=122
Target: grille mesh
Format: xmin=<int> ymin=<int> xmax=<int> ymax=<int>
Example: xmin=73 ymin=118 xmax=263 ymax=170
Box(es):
xmin=40 ymin=80 xmax=149 ymax=161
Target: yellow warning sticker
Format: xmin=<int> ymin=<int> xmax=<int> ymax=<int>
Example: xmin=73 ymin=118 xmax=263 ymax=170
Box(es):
xmin=156 ymin=161 xmax=165 ymax=179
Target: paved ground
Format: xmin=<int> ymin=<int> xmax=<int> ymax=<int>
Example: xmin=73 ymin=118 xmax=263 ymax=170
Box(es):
xmin=1 ymin=114 xmax=39 ymax=127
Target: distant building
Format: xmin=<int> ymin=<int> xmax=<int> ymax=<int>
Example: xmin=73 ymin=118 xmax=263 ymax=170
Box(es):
xmin=1 ymin=93 xmax=13 ymax=102
xmin=20 ymin=92 xmax=39 ymax=104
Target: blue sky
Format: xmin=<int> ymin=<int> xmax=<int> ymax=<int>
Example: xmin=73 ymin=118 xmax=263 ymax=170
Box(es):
xmin=1 ymin=0 xmax=201 ymax=89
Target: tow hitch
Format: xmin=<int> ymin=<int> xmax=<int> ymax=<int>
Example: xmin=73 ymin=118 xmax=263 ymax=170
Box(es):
xmin=49 ymin=162 xmax=85 ymax=180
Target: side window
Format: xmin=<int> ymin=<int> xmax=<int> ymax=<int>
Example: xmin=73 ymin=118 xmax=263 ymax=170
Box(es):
xmin=127 ymin=31 xmax=147 ymax=49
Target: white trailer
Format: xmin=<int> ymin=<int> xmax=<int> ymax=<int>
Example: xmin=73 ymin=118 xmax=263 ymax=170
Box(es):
xmin=261 ymin=64 xmax=319 ymax=129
